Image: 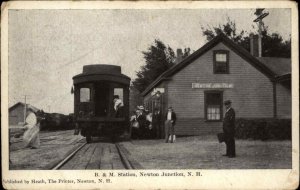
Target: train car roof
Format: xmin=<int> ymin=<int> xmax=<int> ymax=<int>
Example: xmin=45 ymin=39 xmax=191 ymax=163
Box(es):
xmin=73 ymin=64 xmax=130 ymax=85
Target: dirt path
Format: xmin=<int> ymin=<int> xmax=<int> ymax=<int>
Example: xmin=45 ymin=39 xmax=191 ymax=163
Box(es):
xmin=121 ymin=136 xmax=292 ymax=169
xmin=10 ymin=130 xmax=85 ymax=170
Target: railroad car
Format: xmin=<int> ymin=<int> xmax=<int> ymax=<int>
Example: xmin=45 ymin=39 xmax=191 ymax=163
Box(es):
xmin=72 ymin=65 xmax=130 ymax=143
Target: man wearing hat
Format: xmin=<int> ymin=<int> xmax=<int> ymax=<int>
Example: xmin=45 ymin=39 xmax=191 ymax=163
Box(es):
xmin=136 ymin=108 xmax=147 ymax=139
xmin=165 ymin=107 xmax=177 ymax=143
xmin=137 ymin=105 xmax=145 ymax=111
xmin=152 ymin=108 xmax=162 ymax=139
xmin=222 ymin=100 xmax=236 ymax=158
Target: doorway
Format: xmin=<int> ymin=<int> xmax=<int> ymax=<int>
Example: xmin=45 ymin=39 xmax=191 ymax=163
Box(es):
xmin=95 ymin=83 xmax=110 ymax=117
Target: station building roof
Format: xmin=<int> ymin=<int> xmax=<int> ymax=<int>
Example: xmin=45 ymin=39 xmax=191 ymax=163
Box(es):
xmin=141 ymin=33 xmax=291 ymax=96
xmin=9 ymin=102 xmax=40 ymax=113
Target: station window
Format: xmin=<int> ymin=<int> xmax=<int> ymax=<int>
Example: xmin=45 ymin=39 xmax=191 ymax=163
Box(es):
xmin=213 ymin=50 xmax=229 ymax=74
xmin=80 ymin=88 xmax=91 ymax=102
xmin=205 ymin=92 xmax=223 ymax=121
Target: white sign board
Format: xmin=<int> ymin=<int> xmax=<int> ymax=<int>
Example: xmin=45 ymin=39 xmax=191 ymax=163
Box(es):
xmin=151 ymin=88 xmax=165 ymax=95
xmin=192 ymin=83 xmax=234 ymax=89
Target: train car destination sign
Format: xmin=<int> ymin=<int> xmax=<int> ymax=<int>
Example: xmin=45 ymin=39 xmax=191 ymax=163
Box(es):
xmin=192 ymin=83 xmax=234 ymax=89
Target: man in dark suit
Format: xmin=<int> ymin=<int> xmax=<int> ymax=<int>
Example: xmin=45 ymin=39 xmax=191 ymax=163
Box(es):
xmin=165 ymin=107 xmax=177 ymax=143
xmin=152 ymin=108 xmax=162 ymax=139
xmin=223 ymin=100 xmax=236 ymax=158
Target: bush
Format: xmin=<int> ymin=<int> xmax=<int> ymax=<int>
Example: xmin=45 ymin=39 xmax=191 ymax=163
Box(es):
xmin=235 ymin=118 xmax=291 ymax=140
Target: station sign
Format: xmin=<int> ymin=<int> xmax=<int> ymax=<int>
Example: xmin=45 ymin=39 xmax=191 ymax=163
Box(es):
xmin=151 ymin=88 xmax=165 ymax=95
xmin=192 ymin=83 xmax=234 ymax=89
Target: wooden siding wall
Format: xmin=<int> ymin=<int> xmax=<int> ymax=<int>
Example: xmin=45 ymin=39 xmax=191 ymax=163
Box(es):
xmin=167 ymin=42 xmax=274 ymax=135
xmin=9 ymin=105 xmax=24 ymax=126
xmin=276 ymin=83 xmax=291 ymax=118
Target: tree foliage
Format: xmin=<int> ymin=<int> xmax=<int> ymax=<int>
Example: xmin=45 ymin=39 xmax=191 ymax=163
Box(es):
xmin=201 ymin=18 xmax=247 ymax=46
xmin=132 ymin=40 xmax=176 ymax=93
xmin=201 ymin=17 xmax=291 ymax=58
xmin=262 ymin=31 xmax=291 ymax=58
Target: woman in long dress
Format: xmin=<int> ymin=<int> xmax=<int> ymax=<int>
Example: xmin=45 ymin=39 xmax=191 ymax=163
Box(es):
xmin=23 ymin=107 xmax=40 ymax=149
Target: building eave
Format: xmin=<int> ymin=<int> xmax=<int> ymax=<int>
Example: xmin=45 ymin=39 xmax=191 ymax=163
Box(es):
xmin=141 ymin=77 xmax=170 ymax=96
xmin=276 ymin=73 xmax=291 ymax=82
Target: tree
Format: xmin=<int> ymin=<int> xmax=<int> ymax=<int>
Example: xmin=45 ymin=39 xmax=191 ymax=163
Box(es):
xmin=201 ymin=17 xmax=251 ymax=53
xmin=132 ymin=39 xmax=176 ymax=93
xmin=201 ymin=17 xmax=291 ymax=58
xmin=261 ymin=32 xmax=291 ymax=58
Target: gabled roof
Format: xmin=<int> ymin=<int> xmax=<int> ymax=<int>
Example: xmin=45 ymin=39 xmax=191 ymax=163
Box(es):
xmin=9 ymin=102 xmax=40 ymax=113
xmin=141 ymin=33 xmax=290 ymax=96
xmin=256 ymin=57 xmax=291 ymax=76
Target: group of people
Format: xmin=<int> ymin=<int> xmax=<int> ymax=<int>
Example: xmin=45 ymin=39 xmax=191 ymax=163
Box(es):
xmin=130 ymin=106 xmax=153 ymax=139
xmin=129 ymin=100 xmax=236 ymax=156
xmin=130 ymin=106 xmax=177 ymax=143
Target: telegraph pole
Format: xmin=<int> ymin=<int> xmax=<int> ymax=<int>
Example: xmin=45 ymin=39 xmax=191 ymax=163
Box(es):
xmin=253 ymin=9 xmax=269 ymax=57
xmin=23 ymin=95 xmax=27 ymax=123
xmin=23 ymin=95 xmax=30 ymax=123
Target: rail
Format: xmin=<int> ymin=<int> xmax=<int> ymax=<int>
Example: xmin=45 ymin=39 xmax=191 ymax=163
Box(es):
xmin=51 ymin=143 xmax=87 ymax=170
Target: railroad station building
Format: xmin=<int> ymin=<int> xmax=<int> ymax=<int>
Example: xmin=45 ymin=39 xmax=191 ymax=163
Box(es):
xmin=9 ymin=102 xmax=40 ymax=126
xmin=142 ymin=34 xmax=291 ymax=135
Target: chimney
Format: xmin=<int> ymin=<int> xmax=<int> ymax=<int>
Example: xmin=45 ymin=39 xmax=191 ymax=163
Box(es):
xmin=176 ymin=49 xmax=183 ymax=63
xmin=250 ymin=34 xmax=260 ymax=57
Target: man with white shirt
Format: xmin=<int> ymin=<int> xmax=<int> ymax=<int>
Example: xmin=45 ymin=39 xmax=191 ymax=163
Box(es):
xmin=165 ymin=107 xmax=177 ymax=143
xmin=113 ymin=95 xmax=124 ymax=117
xmin=222 ymin=100 xmax=236 ymax=158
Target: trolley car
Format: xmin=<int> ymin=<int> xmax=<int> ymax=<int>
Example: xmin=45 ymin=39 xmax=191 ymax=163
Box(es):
xmin=72 ymin=65 xmax=130 ymax=143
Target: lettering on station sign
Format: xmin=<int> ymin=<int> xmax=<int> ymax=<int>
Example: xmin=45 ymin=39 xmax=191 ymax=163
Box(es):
xmin=151 ymin=88 xmax=165 ymax=95
xmin=192 ymin=83 xmax=234 ymax=89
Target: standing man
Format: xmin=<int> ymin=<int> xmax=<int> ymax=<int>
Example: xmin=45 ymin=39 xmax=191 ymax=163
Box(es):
xmin=113 ymin=95 xmax=124 ymax=118
xmin=136 ymin=109 xmax=146 ymax=139
xmin=152 ymin=108 xmax=162 ymax=139
xmin=222 ymin=100 xmax=236 ymax=158
xmin=165 ymin=107 xmax=176 ymax=143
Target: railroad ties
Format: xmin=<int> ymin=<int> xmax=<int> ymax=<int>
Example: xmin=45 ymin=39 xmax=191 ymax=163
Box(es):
xmin=52 ymin=138 xmax=142 ymax=170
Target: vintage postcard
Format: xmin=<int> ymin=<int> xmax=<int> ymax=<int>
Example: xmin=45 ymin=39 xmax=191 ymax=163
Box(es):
xmin=1 ymin=1 xmax=299 ymax=189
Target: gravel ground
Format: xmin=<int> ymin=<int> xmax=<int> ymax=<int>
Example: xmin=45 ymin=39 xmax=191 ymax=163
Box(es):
xmin=121 ymin=136 xmax=292 ymax=169
xmin=9 ymin=130 xmax=85 ymax=170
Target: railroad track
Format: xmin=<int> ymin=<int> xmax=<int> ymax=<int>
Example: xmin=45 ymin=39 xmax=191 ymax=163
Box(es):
xmin=51 ymin=140 xmax=142 ymax=170
xmin=52 ymin=142 xmax=87 ymax=170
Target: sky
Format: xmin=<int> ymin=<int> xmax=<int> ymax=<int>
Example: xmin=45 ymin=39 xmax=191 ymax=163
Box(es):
xmin=8 ymin=8 xmax=291 ymax=114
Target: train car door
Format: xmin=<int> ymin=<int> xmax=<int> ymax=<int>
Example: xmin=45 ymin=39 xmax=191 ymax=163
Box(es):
xmin=95 ymin=82 xmax=109 ymax=117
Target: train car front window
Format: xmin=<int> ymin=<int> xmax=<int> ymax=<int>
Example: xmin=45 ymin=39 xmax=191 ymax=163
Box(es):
xmin=80 ymin=88 xmax=91 ymax=102
xmin=114 ymin=88 xmax=123 ymax=100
